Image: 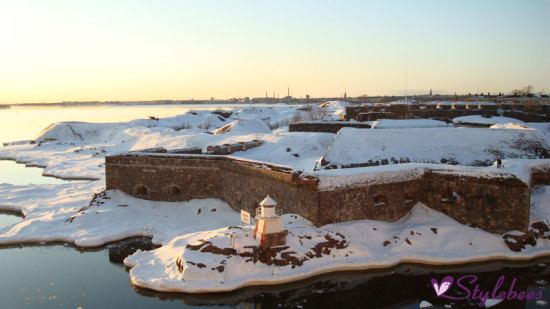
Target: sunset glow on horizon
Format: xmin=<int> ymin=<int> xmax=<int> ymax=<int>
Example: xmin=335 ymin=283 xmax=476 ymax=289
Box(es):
xmin=1 ymin=0 xmax=549 ymax=103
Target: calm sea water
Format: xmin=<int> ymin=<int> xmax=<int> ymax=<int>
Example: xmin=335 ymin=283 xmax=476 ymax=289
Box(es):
xmin=0 ymin=226 xmax=547 ymax=309
xmin=0 ymin=105 xmax=549 ymax=308
xmin=0 ymin=160 xmax=86 ymax=185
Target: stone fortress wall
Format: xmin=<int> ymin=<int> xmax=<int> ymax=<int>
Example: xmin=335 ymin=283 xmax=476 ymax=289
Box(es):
xmin=289 ymin=102 xmax=549 ymax=133
xmin=106 ymin=153 xmax=550 ymax=234
xmin=344 ymin=101 xmax=549 ymax=123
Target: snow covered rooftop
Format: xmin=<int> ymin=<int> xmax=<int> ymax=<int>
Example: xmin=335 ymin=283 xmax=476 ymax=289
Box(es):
xmin=453 ymin=115 xmax=526 ymax=126
xmin=211 ymin=118 xmax=272 ymax=134
xmin=371 ymin=119 xmax=448 ymax=129
xmin=319 ymin=127 xmax=550 ymax=169
xmin=423 ymin=101 xmax=498 ymax=107
xmin=260 ymin=195 xmax=277 ymax=206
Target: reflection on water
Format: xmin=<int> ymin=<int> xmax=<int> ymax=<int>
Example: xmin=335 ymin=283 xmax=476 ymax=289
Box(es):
xmin=0 ymin=244 xmax=192 ymax=309
xmin=0 ymin=212 xmax=23 ymax=230
xmin=0 ymin=239 xmax=548 ymax=308
xmin=134 ymin=258 xmax=550 ymax=308
xmin=0 ymin=160 xmax=90 ymax=185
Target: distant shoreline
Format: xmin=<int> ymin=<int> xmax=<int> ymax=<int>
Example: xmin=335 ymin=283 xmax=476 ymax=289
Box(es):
xmin=0 ymin=101 xmax=248 ymax=108
xmin=1 ymin=93 xmax=548 ymax=109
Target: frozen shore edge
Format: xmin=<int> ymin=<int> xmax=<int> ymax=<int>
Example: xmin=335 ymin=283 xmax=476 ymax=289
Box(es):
xmin=128 ymin=249 xmax=550 ymax=294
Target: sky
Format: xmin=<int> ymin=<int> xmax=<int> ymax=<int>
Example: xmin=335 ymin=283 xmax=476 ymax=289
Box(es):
xmin=0 ymin=0 xmax=549 ymax=103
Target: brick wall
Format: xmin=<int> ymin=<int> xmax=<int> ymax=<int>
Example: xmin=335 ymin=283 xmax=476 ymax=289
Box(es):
xmin=289 ymin=122 xmax=371 ymax=133
xmin=530 ymin=165 xmax=550 ymax=186
xmin=106 ymin=155 xmax=223 ymax=202
xmin=106 ymin=154 xmax=319 ymax=221
xmin=419 ymin=171 xmax=530 ymax=233
xmin=317 ymin=179 xmax=423 ymax=226
xmin=344 ymin=103 xmax=547 ymax=122
xmin=105 ymin=154 xmax=540 ymax=233
xmin=217 ymin=160 xmax=319 ymax=222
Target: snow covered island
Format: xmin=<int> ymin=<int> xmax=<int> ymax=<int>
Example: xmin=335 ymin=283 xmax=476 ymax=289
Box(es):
xmin=1 ymin=101 xmax=550 ymax=294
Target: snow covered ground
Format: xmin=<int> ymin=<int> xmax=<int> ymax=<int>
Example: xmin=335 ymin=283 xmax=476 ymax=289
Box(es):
xmin=125 ymin=201 xmax=550 ymax=293
xmin=1 ymin=102 xmax=550 ymax=294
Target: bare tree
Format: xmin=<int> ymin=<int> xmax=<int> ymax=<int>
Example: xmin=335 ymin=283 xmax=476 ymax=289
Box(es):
xmin=510 ymin=85 xmax=535 ymax=96
xmin=522 ymin=85 xmax=534 ymax=95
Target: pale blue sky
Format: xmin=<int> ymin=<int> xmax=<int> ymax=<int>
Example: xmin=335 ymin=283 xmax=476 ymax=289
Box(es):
xmin=0 ymin=0 xmax=548 ymax=102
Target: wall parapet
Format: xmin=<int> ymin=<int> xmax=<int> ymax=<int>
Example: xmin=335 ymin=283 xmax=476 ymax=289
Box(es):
xmin=289 ymin=121 xmax=371 ymax=133
xmin=344 ymin=102 xmax=549 ymax=122
xmin=529 ymin=162 xmax=550 ymax=187
xmin=105 ymin=153 xmax=542 ymax=234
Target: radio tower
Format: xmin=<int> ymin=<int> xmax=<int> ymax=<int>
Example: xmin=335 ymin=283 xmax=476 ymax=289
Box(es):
xmin=405 ymin=51 xmax=408 ymax=103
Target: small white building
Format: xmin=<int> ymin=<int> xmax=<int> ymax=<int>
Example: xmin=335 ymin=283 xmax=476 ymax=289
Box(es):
xmin=253 ymin=195 xmax=286 ymax=248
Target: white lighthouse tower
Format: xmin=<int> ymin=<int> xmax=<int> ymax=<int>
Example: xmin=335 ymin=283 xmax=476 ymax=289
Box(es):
xmin=254 ymin=195 xmax=286 ymax=248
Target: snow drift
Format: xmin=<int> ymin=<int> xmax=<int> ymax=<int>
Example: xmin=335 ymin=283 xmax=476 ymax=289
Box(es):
xmin=320 ymin=127 xmax=550 ymax=169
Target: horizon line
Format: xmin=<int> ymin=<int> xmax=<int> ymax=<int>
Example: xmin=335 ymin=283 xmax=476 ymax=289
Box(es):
xmin=3 ymin=92 xmax=548 ymax=106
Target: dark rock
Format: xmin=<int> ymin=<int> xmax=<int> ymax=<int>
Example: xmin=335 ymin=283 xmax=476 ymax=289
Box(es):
xmin=108 ymin=237 xmax=156 ymax=264
xmin=531 ymin=221 xmax=550 ymax=233
xmin=503 ymin=230 xmax=539 ymax=252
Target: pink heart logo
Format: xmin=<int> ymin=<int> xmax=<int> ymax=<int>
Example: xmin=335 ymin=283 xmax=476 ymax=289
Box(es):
xmin=431 ymin=276 xmax=454 ymax=296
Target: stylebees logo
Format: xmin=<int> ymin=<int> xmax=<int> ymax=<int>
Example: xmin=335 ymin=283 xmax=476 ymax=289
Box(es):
xmin=431 ymin=275 xmax=543 ymax=307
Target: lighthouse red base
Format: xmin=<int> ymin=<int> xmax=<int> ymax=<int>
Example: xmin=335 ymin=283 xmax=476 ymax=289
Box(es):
xmin=253 ymin=195 xmax=287 ymax=248
xmin=253 ymin=221 xmax=287 ymax=248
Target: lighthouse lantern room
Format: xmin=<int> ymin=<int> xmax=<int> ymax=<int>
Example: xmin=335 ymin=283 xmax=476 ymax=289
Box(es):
xmin=254 ymin=195 xmax=287 ymax=248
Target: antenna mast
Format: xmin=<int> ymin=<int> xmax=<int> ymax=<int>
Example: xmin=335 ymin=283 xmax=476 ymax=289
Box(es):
xmin=405 ymin=51 xmax=408 ymax=103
